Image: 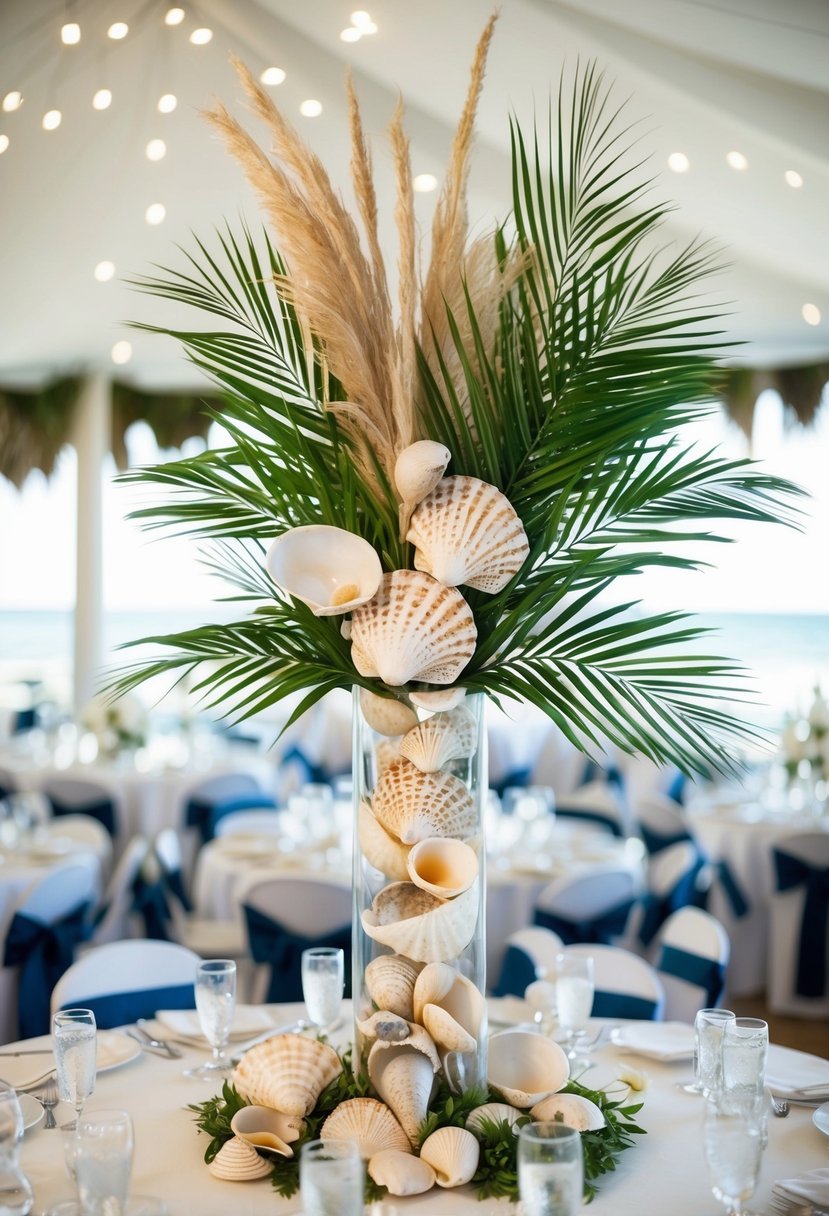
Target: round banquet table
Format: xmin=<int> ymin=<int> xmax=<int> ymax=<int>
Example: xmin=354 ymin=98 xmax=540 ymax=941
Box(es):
xmin=16 ymin=1002 xmax=827 ymax=1216
xmin=0 ymin=830 xmax=102 ymax=939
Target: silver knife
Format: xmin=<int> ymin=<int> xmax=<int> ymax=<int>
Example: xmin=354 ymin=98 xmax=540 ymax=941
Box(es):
xmin=0 ymin=1050 xmax=53 ymax=1057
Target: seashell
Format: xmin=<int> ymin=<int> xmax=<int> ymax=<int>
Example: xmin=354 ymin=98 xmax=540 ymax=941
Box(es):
xmin=409 ymin=687 xmax=466 ymax=712
xmin=530 ymin=1093 xmax=606 ymax=1131
xmin=465 ymin=1102 xmax=525 ymax=1136
xmin=368 ymin=1022 xmax=441 ymax=1072
xmin=487 ymin=1031 xmax=570 ymax=1108
xmin=360 ymin=688 xmax=418 ymax=737
xmin=407 ymin=476 xmax=529 ymax=595
xmin=413 ymin=964 xmax=487 ymax=1054
xmin=340 ymin=619 xmax=352 ymax=640
xmin=407 ymin=837 xmax=479 ymax=900
xmin=375 ymin=740 xmax=400 ymax=780
xmin=394 ymin=441 xmax=451 ymax=507
xmin=356 ymin=1011 xmax=411 ymax=1042
xmin=398 ymin=705 xmax=478 ymax=773
xmin=266 ymin=525 xmax=382 ymax=617
xmin=372 ymin=759 xmax=476 ymax=844
xmin=232 ymin=1034 xmax=342 ymax=1117
xmin=361 ymin=878 xmax=480 ymax=963
xmin=420 ymin=1126 xmax=480 ymax=1188
xmin=230 ymin=1106 xmax=303 ymax=1158
xmin=358 ymin=801 xmax=410 ymax=881
xmin=369 ymin=881 xmax=442 ymax=926
xmin=350 ymin=570 xmax=476 ymax=687
xmin=368 ymin=1148 xmax=436 ymax=1196
xmin=207 ymin=1136 xmax=272 ymax=1181
xmin=369 ymin=1037 xmax=439 ymax=1145
xmin=321 ymin=1097 xmax=410 ymax=1159
xmin=365 ymin=955 xmax=421 ymax=1021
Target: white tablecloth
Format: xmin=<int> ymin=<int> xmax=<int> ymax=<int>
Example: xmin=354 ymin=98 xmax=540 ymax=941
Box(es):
xmin=0 ymin=833 xmax=102 ymax=940
xmin=16 ymin=1002 xmax=828 ymax=1215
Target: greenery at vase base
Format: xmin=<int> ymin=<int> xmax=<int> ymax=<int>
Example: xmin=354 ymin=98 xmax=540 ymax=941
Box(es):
xmin=189 ymin=1046 xmax=644 ymax=1204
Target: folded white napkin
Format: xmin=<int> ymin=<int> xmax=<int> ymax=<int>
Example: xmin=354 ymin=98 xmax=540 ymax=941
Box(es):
xmin=766 ymin=1044 xmax=829 ymax=1099
xmin=155 ymin=1005 xmax=277 ymax=1042
xmin=611 ymin=1022 xmax=694 ymax=1061
xmin=774 ymin=1169 xmax=829 ymax=1207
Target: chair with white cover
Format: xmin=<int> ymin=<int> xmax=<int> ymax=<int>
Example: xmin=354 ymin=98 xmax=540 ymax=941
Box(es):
xmin=239 ymin=875 xmax=352 ymax=1004
xmin=654 ymin=907 xmax=730 ymax=1021
xmin=51 ymin=940 xmax=201 ymax=1029
xmin=89 ymin=837 xmax=150 ymax=946
xmin=0 ymin=862 xmax=99 ymax=1042
xmin=491 ymin=926 xmax=565 ymax=997
xmin=45 ymin=813 xmax=113 ymax=878
xmin=768 ymin=831 xmax=829 ymax=1017
xmin=214 ymin=810 xmax=283 ymax=838
xmin=183 ymin=773 xmax=277 ymax=845
xmin=534 ymin=867 xmax=639 ymax=948
xmin=554 ymin=780 xmax=628 ymax=838
xmin=565 ymin=943 xmax=665 ymax=1020
xmin=151 ymin=829 xmax=248 ymax=965
xmin=42 ymin=777 xmax=121 ymax=838
xmin=634 ymin=840 xmax=706 ymax=949
xmin=631 ymin=794 xmax=694 ymax=856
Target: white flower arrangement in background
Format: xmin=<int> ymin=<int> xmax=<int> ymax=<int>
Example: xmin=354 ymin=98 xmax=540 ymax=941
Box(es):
xmin=780 ymin=684 xmax=829 ymax=784
xmin=82 ymin=692 xmax=147 ymax=757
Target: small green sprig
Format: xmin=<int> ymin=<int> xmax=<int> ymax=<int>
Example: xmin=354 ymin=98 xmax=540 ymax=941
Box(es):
xmin=187 ymin=1080 xmax=248 ymax=1163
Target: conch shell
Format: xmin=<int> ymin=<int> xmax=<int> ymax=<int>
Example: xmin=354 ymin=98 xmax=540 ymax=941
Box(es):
xmin=356 ymin=1011 xmax=411 ymax=1042
xmin=266 ymin=524 xmax=382 ymax=616
xmin=487 ymin=1030 xmax=569 ymax=1108
xmin=365 ymin=954 xmax=421 ymax=1022
xmin=420 ymin=1126 xmax=480 ymax=1187
xmin=407 ymin=837 xmax=479 ymax=900
xmin=368 ymin=1148 xmax=436 ymax=1196
xmin=398 ymin=705 xmax=478 ymax=773
xmin=232 ymin=1034 xmax=342 ymax=1117
xmin=394 ymin=440 xmax=451 ymax=507
xmin=368 ymin=1029 xmax=440 ymax=1145
xmin=230 ymin=1106 xmax=303 ymax=1157
xmin=361 ymin=878 xmax=480 ymax=963
xmin=320 ymin=1097 xmax=410 ymax=1158
xmin=371 ymin=759 xmax=476 ymax=844
xmin=207 ymin=1136 xmax=272 ymax=1180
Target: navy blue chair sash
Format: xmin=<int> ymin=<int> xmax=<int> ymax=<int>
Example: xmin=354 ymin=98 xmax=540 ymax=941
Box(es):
xmin=243 ymin=904 xmax=351 ymax=1003
xmin=639 ymin=825 xmax=693 ymax=856
xmin=185 ymin=794 xmax=277 ymax=844
xmin=131 ymin=876 xmax=173 ymax=942
xmin=774 ymin=848 xmax=829 ymax=999
xmin=713 ymin=859 xmax=750 ymax=919
xmin=62 ymin=983 xmax=196 ymax=1029
xmin=534 ymin=898 xmax=634 ymax=946
xmin=49 ymin=795 xmax=115 ymax=837
xmin=3 ymin=901 xmax=90 ymax=1038
xmin=490 ymin=768 xmax=532 ymax=797
xmin=555 ymin=807 xmax=623 ymax=837
xmin=162 ymin=868 xmax=193 ymax=914
xmin=591 ymin=989 xmax=658 ymax=1020
xmin=658 ymin=943 xmax=726 ymax=1007
xmin=639 ymin=853 xmax=706 ymax=947
xmin=492 ymin=944 xmax=537 ymax=998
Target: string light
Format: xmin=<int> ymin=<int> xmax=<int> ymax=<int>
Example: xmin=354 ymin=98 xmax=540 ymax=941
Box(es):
xmin=157 ymin=93 xmax=177 ymax=113
xmin=94 ymin=261 xmax=115 ymax=282
xmin=726 ymin=150 xmax=748 ymax=171
xmin=0 ymin=135 xmax=9 ymax=154
xmin=164 ymin=7 xmax=185 ymax=24
xmin=145 ymin=138 xmax=166 ymax=160
xmin=42 ymin=109 xmax=62 ymax=131
xmin=189 ymin=27 xmax=212 ymax=45
xmin=107 ymin=22 xmax=129 ymax=39
xmin=667 ymin=152 xmax=690 ymax=173
xmin=785 ymin=169 xmax=803 ymax=189
xmin=145 ymin=202 xmax=166 ymax=224
xmin=2 ymin=92 xmax=22 ymax=112
xmin=300 ymin=99 xmax=322 ymax=117
xmin=61 ymin=22 xmax=81 ymax=45
xmin=260 ymin=67 xmax=285 ymax=85
xmin=111 ymin=340 xmax=133 ymax=364
xmin=413 ymin=173 xmax=438 ymax=192
xmin=351 ymin=11 xmax=373 ymax=27
xmin=92 ymin=89 xmax=112 ymax=110
xmin=802 ymin=303 xmax=821 ymax=326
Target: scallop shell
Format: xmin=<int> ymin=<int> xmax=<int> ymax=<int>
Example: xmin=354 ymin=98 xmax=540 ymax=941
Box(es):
xmin=321 ymin=1097 xmax=410 ymax=1158
xmin=369 ymin=1037 xmax=439 ymax=1145
xmin=487 ymin=1031 xmax=570 ymax=1108
xmin=356 ymin=1011 xmax=411 ymax=1042
xmin=365 ymin=955 xmax=421 ymax=1021
xmin=407 ymin=476 xmax=530 ymax=595
xmin=350 ymin=570 xmax=477 ymax=687
xmin=368 ymin=1148 xmax=436 ymax=1196
xmin=207 ymin=1136 xmax=272 ymax=1181
xmin=407 ymin=837 xmax=479 ymax=899
xmin=360 ymin=688 xmax=418 ymax=737
xmin=530 ymin=1093 xmax=606 ymax=1131
xmin=230 ymin=1106 xmax=303 ymax=1158
xmin=398 ymin=705 xmax=478 ymax=773
xmin=372 ymin=760 xmax=476 ymax=844
xmin=361 ymin=878 xmax=480 ymax=963
xmin=375 ymin=739 xmax=400 ymax=780
xmin=394 ymin=441 xmax=451 ymax=506
xmin=465 ymin=1102 xmax=525 ymax=1135
xmin=409 ymin=687 xmax=466 ymax=712
xmin=266 ymin=525 xmax=382 ymax=616
xmin=414 ymin=964 xmax=487 ymax=1054
xmin=358 ymin=800 xmax=410 ymax=880
xmin=420 ymin=1126 xmax=480 ymax=1188
xmin=232 ymin=1034 xmax=342 ymax=1117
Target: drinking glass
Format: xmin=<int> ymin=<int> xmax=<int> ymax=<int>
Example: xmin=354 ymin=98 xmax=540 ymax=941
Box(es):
xmin=299 ymin=1139 xmax=363 ymax=1216
xmin=721 ymin=1017 xmax=768 ymax=1104
xmin=52 ymin=1009 xmax=97 ymax=1130
xmin=554 ymin=953 xmax=594 ymax=1067
xmin=75 ymin=1110 xmax=134 ymax=1216
xmin=185 ymin=959 xmax=237 ymax=1079
xmin=703 ymin=1092 xmax=766 ymax=1216
xmin=302 ymin=947 xmax=344 ymax=1035
xmin=0 ymin=1082 xmax=33 ymax=1216
xmin=518 ymin=1121 xmax=584 ymax=1216
xmin=682 ymin=1007 xmax=735 ymax=1095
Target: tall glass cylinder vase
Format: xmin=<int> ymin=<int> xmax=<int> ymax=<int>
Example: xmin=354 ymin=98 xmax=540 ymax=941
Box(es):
xmin=352 ymin=688 xmax=488 ymax=1121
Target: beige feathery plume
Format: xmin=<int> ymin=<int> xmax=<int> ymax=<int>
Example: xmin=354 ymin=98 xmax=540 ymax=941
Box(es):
xmin=346 ymin=73 xmax=390 ymax=319
xmin=389 ymin=96 xmax=417 ymax=452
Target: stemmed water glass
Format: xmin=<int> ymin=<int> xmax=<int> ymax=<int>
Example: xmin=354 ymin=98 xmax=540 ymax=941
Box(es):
xmin=554 ymin=954 xmax=594 ymax=1069
xmin=518 ymin=1121 xmax=584 ymax=1216
xmin=52 ymin=1009 xmax=97 ymax=1131
xmin=0 ymin=1081 xmax=33 ymax=1215
xmin=185 ymin=959 xmax=237 ymax=1079
xmin=301 ymin=948 xmax=344 ymax=1036
xmin=703 ymin=1091 xmax=766 ymax=1216
xmin=75 ymin=1110 xmax=134 ymax=1216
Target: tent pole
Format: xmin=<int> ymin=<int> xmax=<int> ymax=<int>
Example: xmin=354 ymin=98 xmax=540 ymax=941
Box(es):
xmin=72 ymin=372 xmax=110 ymax=717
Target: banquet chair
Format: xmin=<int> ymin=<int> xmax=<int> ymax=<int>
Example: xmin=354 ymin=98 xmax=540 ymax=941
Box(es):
xmin=768 ymin=831 xmax=829 ymax=1017
xmin=633 ymin=840 xmax=706 ymax=948
xmin=533 ymin=867 xmax=639 ymax=947
xmin=88 ymin=836 xmax=151 ymax=946
xmin=43 ymin=777 xmax=120 ymax=838
xmin=46 ymin=813 xmax=113 ymax=878
xmin=239 ymin=875 xmax=352 ymax=1004
xmin=491 ymin=926 xmax=565 ymax=997
xmin=565 ymin=944 xmax=665 ymax=1020
xmin=553 ymin=780 xmax=628 ymax=838
xmin=0 ymin=862 xmax=98 ymax=1042
xmin=0 ymin=768 xmax=16 ymax=801
xmin=214 ymin=809 xmax=283 ymax=837
xmin=530 ymin=728 xmax=596 ymax=801
xmin=52 ymin=940 xmax=200 ymax=1029
xmin=654 ymin=907 xmax=730 ymax=1021
xmin=630 ymin=794 xmax=694 ymax=856
xmin=184 ymin=773 xmax=277 ymax=845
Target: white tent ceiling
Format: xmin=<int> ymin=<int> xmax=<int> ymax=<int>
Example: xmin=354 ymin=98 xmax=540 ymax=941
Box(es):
xmin=1 ymin=0 xmax=828 ymax=388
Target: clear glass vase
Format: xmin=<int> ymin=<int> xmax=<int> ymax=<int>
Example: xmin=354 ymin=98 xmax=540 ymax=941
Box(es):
xmin=352 ymin=688 xmax=488 ymax=1104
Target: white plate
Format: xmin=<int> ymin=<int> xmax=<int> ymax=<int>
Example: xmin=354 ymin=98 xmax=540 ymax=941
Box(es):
xmin=156 ymin=1006 xmax=278 ymax=1042
xmin=96 ymin=1030 xmax=142 ymax=1071
xmin=611 ymin=1021 xmax=694 ymax=1061
xmin=766 ymin=1044 xmax=829 ymax=1099
xmin=0 ymin=1032 xmax=140 ymax=1090
xmin=813 ymin=1102 xmax=829 ymax=1136
xmin=18 ymin=1092 xmax=44 ymax=1132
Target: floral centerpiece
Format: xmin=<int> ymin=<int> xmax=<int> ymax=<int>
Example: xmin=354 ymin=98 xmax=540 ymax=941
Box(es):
xmin=82 ymin=691 xmax=147 ymax=759
xmin=780 ymin=684 xmax=829 ymax=805
xmin=114 ymin=16 xmax=798 ymax=1202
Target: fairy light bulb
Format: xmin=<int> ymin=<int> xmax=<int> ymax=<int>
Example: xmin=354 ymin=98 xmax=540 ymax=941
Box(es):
xmin=3 ymin=91 xmax=22 ymax=112
xmin=61 ymin=21 xmax=81 ymax=44
xmin=726 ymin=150 xmax=748 ymax=171
xmin=413 ymin=174 xmax=438 ymax=192
xmin=107 ymin=21 xmax=129 ymax=39
xmin=111 ymin=340 xmax=132 ymax=364
xmin=145 ymin=138 xmax=166 ymax=161
xmin=164 ymin=7 xmax=185 ymax=24
xmin=667 ymin=152 xmax=689 ymax=173
xmin=94 ymin=261 xmax=115 ymax=282
xmin=42 ymin=109 xmax=62 ymax=131
xmin=92 ymin=89 xmax=112 ymax=110
xmin=189 ymin=27 xmax=212 ymax=44
xmin=145 ymin=202 xmax=166 ymax=224
xmin=157 ymin=93 xmax=177 ymax=113
xmin=260 ymin=67 xmax=285 ymax=85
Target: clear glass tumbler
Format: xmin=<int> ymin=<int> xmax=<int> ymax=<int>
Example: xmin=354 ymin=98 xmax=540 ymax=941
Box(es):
xmin=52 ymin=1009 xmax=97 ymax=1130
xmin=301 ymin=947 xmax=345 ymax=1035
xmin=721 ymin=1017 xmax=768 ymax=1105
xmin=683 ymin=1007 xmax=735 ymax=1095
xmin=518 ymin=1121 xmax=584 ymax=1216
xmin=554 ymin=953 xmax=595 ymax=1068
xmin=300 ymin=1139 xmax=363 ymax=1216
xmin=75 ymin=1110 xmax=134 ymax=1216
xmin=0 ymin=1082 xmax=33 ymax=1216
xmin=186 ymin=959 xmax=237 ymax=1079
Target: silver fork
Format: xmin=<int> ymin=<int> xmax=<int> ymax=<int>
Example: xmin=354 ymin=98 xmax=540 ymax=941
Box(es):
xmin=39 ymin=1078 xmax=59 ymax=1130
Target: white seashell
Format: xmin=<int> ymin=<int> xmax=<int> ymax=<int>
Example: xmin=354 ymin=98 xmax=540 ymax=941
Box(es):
xmin=420 ymin=1126 xmax=480 ymax=1188
xmin=375 ymin=739 xmax=400 ymax=780
xmin=365 ymin=955 xmax=421 ymax=1021
xmin=368 ymin=1022 xmax=441 ymax=1072
xmin=358 ymin=800 xmax=410 ymax=881
xmin=360 ymin=688 xmax=418 ymax=737
xmin=368 ymin=1148 xmax=436 ymax=1196
xmin=361 ymin=878 xmax=480 ymax=963
xmin=232 ymin=1034 xmax=342 ymax=1117
xmin=413 ymin=965 xmax=487 ymax=1055
xmin=340 ymin=619 xmax=352 ymax=640
xmin=407 ymin=476 xmax=530 ymax=594
xmin=530 ymin=1093 xmax=606 ymax=1131
xmin=350 ymin=570 xmax=476 ymax=687
xmin=207 ymin=1136 xmax=272 ymax=1180
xmin=465 ymin=1102 xmax=525 ymax=1136
xmin=356 ymin=1011 xmax=411 ymax=1042
xmin=321 ymin=1097 xmax=410 ymax=1158
xmin=394 ymin=441 xmax=451 ymax=507
xmin=230 ymin=1106 xmax=303 ymax=1158
xmin=369 ymin=1038 xmax=438 ymax=1145
xmin=487 ymin=1031 xmax=570 ymax=1108
xmin=407 ymin=837 xmax=479 ymax=899
xmin=266 ymin=525 xmax=382 ymax=616
xmin=369 ymin=881 xmax=442 ymax=926
xmin=372 ymin=760 xmax=476 ymax=844
xmin=409 ymin=687 xmax=466 ymax=712
xmin=398 ymin=705 xmax=478 ymax=773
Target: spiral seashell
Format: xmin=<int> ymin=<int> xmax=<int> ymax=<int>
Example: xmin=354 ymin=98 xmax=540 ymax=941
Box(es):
xmin=368 ymin=1148 xmax=436 ymax=1196
xmin=371 ymin=760 xmax=476 ymax=844
xmin=232 ymin=1034 xmax=342 ymax=1117
xmin=409 ymin=687 xmax=466 ymax=712
xmin=465 ymin=1102 xmax=525 ymax=1136
xmin=321 ymin=1097 xmax=410 ymax=1159
xmin=356 ymin=1011 xmax=411 ymax=1042
xmin=420 ymin=1126 xmax=480 ymax=1187
xmin=230 ymin=1106 xmax=303 ymax=1157
xmin=360 ymin=688 xmax=418 ymax=737
xmin=369 ymin=1036 xmax=439 ymax=1145
xmin=350 ymin=570 xmax=476 ymax=687
xmin=487 ymin=1030 xmax=570 ymax=1108
xmin=207 ymin=1136 xmax=272 ymax=1181
xmin=398 ymin=705 xmax=478 ymax=773
xmin=413 ymin=964 xmax=487 ymax=1054
xmin=407 ymin=476 xmax=530 ymax=594
xmin=530 ymin=1092 xmax=606 ymax=1131
xmin=407 ymin=837 xmax=479 ymax=900
xmin=358 ymin=800 xmax=411 ymax=881
xmin=266 ymin=525 xmax=382 ymax=616
xmin=361 ymin=878 xmax=480 ymax=963
xmin=365 ymin=955 xmax=421 ymax=1021
xmin=394 ymin=440 xmax=451 ymax=507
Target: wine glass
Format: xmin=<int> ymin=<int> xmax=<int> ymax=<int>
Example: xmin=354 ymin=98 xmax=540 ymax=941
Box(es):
xmin=0 ymin=1081 xmax=33 ymax=1215
xmin=703 ymin=1092 xmax=766 ymax=1216
xmin=185 ymin=959 xmax=237 ymax=1079
xmin=302 ymin=947 xmax=344 ymax=1036
xmin=75 ymin=1110 xmax=134 ymax=1216
xmin=554 ymin=953 xmax=594 ymax=1069
xmin=518 ymin=1121 xmax=584 ymax=1216
xmin=300 ymin=1139 xmax=363 ymax=1216
xmin=681 ymin=1007 xmax=735 ymax=1095
xmin=52 ymin=1009 xmax=96 ymax=1130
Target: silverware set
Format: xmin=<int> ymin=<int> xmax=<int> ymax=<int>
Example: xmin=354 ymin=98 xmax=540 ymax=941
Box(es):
xmin=37 ymin=1078 xmax=59 ymax=1130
